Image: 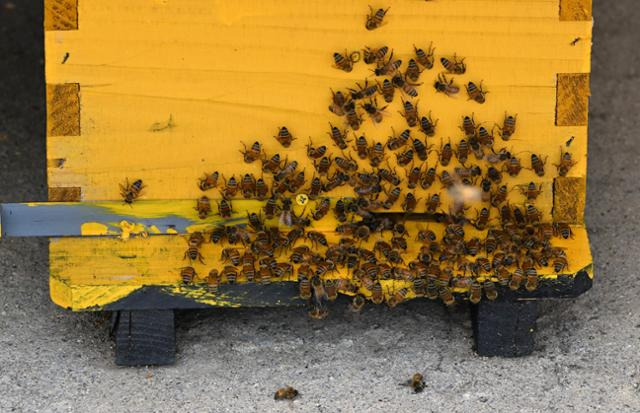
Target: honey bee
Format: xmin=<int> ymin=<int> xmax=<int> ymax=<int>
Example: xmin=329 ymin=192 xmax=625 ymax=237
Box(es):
xmin=523 ymin=266 xmax=538 ymax=292
xmin=311 ymin=198 xmax=331 ymax=221
xmin=386 ymin=128 xmax=411 ymax=150
xmin=368 ymin=142 xmax=385 ymax=167
xmin=307 ymin=231 xmax=328 ymax=248
xmin=198 ymin=171 xmax=219 ymax=191
xmin=553 ymin=256 xmax=569 ymax=273
xmin=298 ymin=275 xmax=312 ymax=300
xmin=120 ymin=178 xmax=145 ymax=204
xmin=412 ymin=139 xmax=429 ymax=162
xmin=420 ymin=167 xmax=437 ymax=189
xmin=240 ymin=141 xmax=261 ymax=164
xmin=491 ymin=185 xmax=508 ymax=207
xmin=353 ymin=135 xmax=369 ymax=159
xmin=205 ymin=269 xmax=220 ymax=292
xmin=438 ymin=140 xmax=453 ymax=166
xmin=383 ymin=186 xmax=402 ymax=209
xmin=507 ymin=267 xmax=523 ymax=290
xmin=362 ymin=97 xmax=387 ymax=124
xmin=242 ymin=252 xmax=255 ymax=282
xmin=333 ymin=50 xmax=361 ymax=72
xmin=187 ymin=231 xmax=205 ymax=248
xmin=396 ymin=148 xmax=414 ymax=166
xmin=274 ymin=386 xmax=299 ymax=401
xmin=414 ymin=43 xmax=435 ymax=69
xmin=439 ymin=286 xmax=455 ymax=306
xmin=461 ymin=115 xmax=477 ymax=138
xmin=344 ymin=101 xmax=363 ymax=131
xmin=466 ymin=81 xmax=487 ymax=104
xmin=477 ymin=127 xmax=494 ymax=147
xmin=503 ymin=156 xmax=522 ymax=177
xmin=474 ymin=207 xmax=490 ymax=230
xmin=308 ymin=176 xmax=324 ymax=199
xmin=221 ymin=265 xmax=237 ymax=284
xmin=402 ymin=373 xmax=426 ymax=393
xmin=308 ymin=305 xmax=329 ymax=320
xmin=406 ymin=165 xmax=422 ymax=189
xmin=530 ymin=154 xmax=547 ymax=177
xmin=273 ymin=126 xmax=295 ymax=148
xmin=405 ymin=59 xmax=423 ymax=82
xmin=314 ymin=156 xmax=332 ymax=177
xmin=440 ymin=55 xmax=466 ymax=74
xmin=402 ymin=192 xmax=419 ymax=212
xmin=378 ymin=79 xmax=395 ymax=103
xmin=553 ymin=223 xmax=573 ymax=239
xmin=371 ymin=282 xmax=384 ymax=304
xmin=262 ymin=153 xmax=283 ymax=174
xmin=454 ymin=139 xmax=469 ymax=164
xmin=374 ymin=53 xmax=402 ymax=76
xmin=390 ymin=73 xmax=420 ymax=98
xmin=274 ymin=160 xmax=298 ymax=182
xmin=487 ymin=166 xmax=502 ymax=183
xmin=434 ymin=73 xmax=459 ymax=97
xmin=520 ymin=182 xmax=542 ymax=202
xmin=495 ymin=113 xmax=517 ymax=141
xmin=195 ymin=196 xmax=212 ymax=219
xmin=425 ymin=193 xmax=441 ymax=213
xmin=365 ymin=6 xmax=390 ymax=31
xmin=180 ymin=266 xmax=196 ymax=284
xmin=399 ymin=99 xmax=419 ymax=127
xmin=419 ymin=113 xmax=437 ymax=137
xmin=329 ymin=89 xmax=347 ymax=116
xmin=525 ymin=204 xmax=541 ymax=224
xmin=379 ymin=164 xmax=402 ymax=186
xmin=483 ymin=280 xmax=498 ymax=300
xmin=240 ymin=173 xmax=256 ymax=199
xmin=555 ymin=150 xmax=578 ymax=176
xmin=324 ymin=279 xmax=338 ymax=301
xmin=350 ymin=80 xmax=379 ymax=101
xmin=217 ymin=198 xmax=233 ymax=218
xmin=221 ymin=247 xmax=241 ymax=266
xmin=221 ymin=175 xmax=238 ymax=198
xmin=363 ymin=45 xmax=389 ymax=64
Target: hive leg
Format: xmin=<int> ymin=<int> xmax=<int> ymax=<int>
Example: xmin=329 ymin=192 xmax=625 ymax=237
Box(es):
xmin=113 ymin=310 xmax=176 ymax=366
xmin=471 ymin=300 xmax=538 ymax=357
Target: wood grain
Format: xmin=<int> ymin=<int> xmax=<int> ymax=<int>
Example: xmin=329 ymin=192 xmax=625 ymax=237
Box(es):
xmin=44 ymin=0 xmax=78 ymax=31
xmin=553 ymin=176 xmax=586 ymax=224
xmin=560 ymin=0 xmax=593 ymax=21
xmin=556 ymin=73 xmax=590 ymax=126
xmin=48 ymin=186 xmax=81 ymax=201
xmin=46 ymin=83 xmax=80 ymax=137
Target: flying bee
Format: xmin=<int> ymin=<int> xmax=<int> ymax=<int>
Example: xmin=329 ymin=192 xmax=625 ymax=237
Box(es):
xmin=195 ymin=196 xmax=212 ymax=219
xmin=344 ymin=101 xmax=363 ymax=131
xmin=554 ymin=222 xmax=573 ymax=239
xmin=438 ymin=140 xmax=453 ymax=166
xmin=363 ymin=45 xmax=389 ymax=64
xmin=365 ymin=5 xmax=390 ymax=30
xmin=401 ymin=373 xmax=426 ymax=394
xmin=221 ymin=247 xmax=241 ymax=266
xmin=466 ymin=81 xmax=487 ymax=103
xmin=555 ymin=150 xmax=578 ymax=176
xmin=274 ymin=386 xmax=299 ymax=401
xmin=383 ymin=186 xmax=401 ymax=209
xmin=350 ymin=80 xmax=379 ymax=100
xmin=386 ymin=128 xmax=411 ymax=150
xmin=222 ymin=265 xmax=237 ymax=284
xmin=419 ymin=113 xmax=437 ymax=137
xmin=180 ymin=266 xmax=196 ymax=284
xmin=405 ymin=59 xmax=423 ymax=82
xmin=495 ymin=113 xmax=517 ymax=141
xmin=374 ymin=52 xmax=402 ymax=76
xmin=434 ymin=73 xmax=459 ymax=97
xmin=503 ymin=156 xmax=522 ymax=177
xmin=406 ymin=164 xmax=422 ymax=189
xmin=240 ymin=141 xmax=261 ymax=164
xmin=120 ymin=178 xmax=145 ymax=204
xmin=184 ymin=246 xmax=205 ymax=264
xmin=391 ymin=73 xmax=420 ymax=98
xmin=314 ymin=155 xmax=332 ymax=176
xmin=402 ymin=192 xmax=419 ymax=212
xmin=378 ymin=79 xmax=395 ymax=103
xmin=335 ymin=153 xmax=358 ymax=172
xmin=440 ymin=55 xmax=466 ymax=74
xmin=425 ymin=193 xmax=441 ymax=213
xmin=217 ymin=198 xmax=233 ymax=218
xmin=414 ymin=43 xmax=435 ymax=69
xmin=361 ymin=97 xmax=387 ymax=123
xmin=368 ymin=142 xmax=385 ymax=167
xmin=399 ymin=99 xmax=419 ymax=127
xmin=198 ymin=171 xmax=219 ymax=191
xmin=483 ymin=280 xmax=498 ymax=300
xmin=354 ymin=135 xmax=369 ymax=159
xmin=420 ymin=167 xmax=437 ymax=189
xmin=333 ymin=50 xmax=361 ymax=72
xmin=311 ymin=197 xmax=331 ymax=220
xmin=240 ymin=173 xmax=256 ymax=199
xmin=262 ymin=153 xmax=284 ymax=174
xmin=329 ymin=89 xmax=347 ymax=116
xmin=396 ymin=149 xmax=414 ymax=166
xmin=530 ymin=154 xmax=547 ymax=177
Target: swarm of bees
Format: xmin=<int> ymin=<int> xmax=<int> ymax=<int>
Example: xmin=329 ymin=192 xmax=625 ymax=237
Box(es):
xmin=118 ymin=6 xmax=579 ymax=319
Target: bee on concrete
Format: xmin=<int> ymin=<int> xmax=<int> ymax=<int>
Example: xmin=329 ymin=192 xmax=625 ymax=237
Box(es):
xmin=386 ymin=128 xmax=411 ymax=150
xmin=399 ymin=99 xmax=419 ymax=127
xmin=222 ymin=175 xmax=239 ymax=198
xmin=344 ymin=101 xmax=363 ymax=131
xmin=555 ymin=150 xmax=578 ymax=176
xmin=425 ymin=193 xmax=441 ymax=213
xmin=180 ymin=266 xmax=196 ymax=284
xmin=402 ymin=192 xmax=419 ymax=212
xmin=240 ymin=173 xmax=256 ymax=199
xmin=554 ymin=222 xmax=573 ymax=239
xmin=520 ymin=182 xmax=542 ymax=202
xmin=440 ymin=55 xmax=466 ymax=74
xmin=353 ymin=135 xmax=369 ymax=159
xmin=365 ymin=5 xmax=390 ymax=30
xmin=495 ymin=113 xmax=517 ymax=141
xmin=391 ymin=73 xmax=420 ymax=98
xmin=374 ymin=53 xmax=402 ymax=76
xmin=350 ymin=80 xmax=379 ymax=101
xmin=406 ymin=164 xmax=422 ymax=189
xmin=405 ymin=59 xmax=423 ymax=82
xmin=240 ymin=141 xmax=261 ymax=163
xmin=368 ymin=142 xmax=385 ymax=167
xmin=333 ymin=50 xmax=361 ymax=72
xmin=307 ymin=231 xmax=328 ymax=248
xmin=438 ymin=140 xmax=453 ymax=166
xmin=329 ymin=89 xmax=347 ymax=116
xmin=194 ymin=196 xmax=212 ymax=219
xmin=120 ymin=178 xmax=145 ymax=204
xmin=383 ymin=186 xmax=401 ymax=209
xmin=184 ymin=245 xmax=205 ymax=263
xmin=530 ymin=154 xmax=547 ymax=177
xmin=198 ymin=171 xmax=219 ymax=191
xmin=274 ymin=126 xmax=295 ymax=148
xmin=402 ymin=373 xmax=426 ymax=393
xmin=262 ymin=153 xmax=284 ymax=174
xmin=308 ymin=305 xmax=329 ymax=320
xmin=378 ymin=79 xmax=395 ymax=103
xmin=311 ymin=198 xmax=331 ymax=221
xmin=414 ymin=43 xmax=435 ymax=69
xmin=363 ymin=45 xmax=389 ymax=64
xmin=274 ymin=386 xmax=299 ymax=401
xmin=434 ymin=73 xmax=459 ymax=97
xmin=420 ymin=167 xmax=437 ymax=189
xmin=362 ymin=97 xmax=387 ymax=123
xmin=205 ymin=269 xmax=220 ymax=292
xmin=466 ymin=81 xmax=487 ymax=104
xmin=396 ymin=148 xmax=414 ymax=166
xmin=419 ymin=113 xmax=437 ymax=137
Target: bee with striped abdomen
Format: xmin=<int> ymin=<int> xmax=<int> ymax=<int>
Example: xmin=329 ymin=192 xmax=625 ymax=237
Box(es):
xmin=378 ymin=78 xmax=395 ymax=103
xmin=361 ymin=97 xmax=387 ymax=123
xmin=530 ymin=154 xmax=547 ymax=177
xmin=240 ymin=141 xmax=261 ymax=163
xmin=466 ymin=81 xmax=487 ymax=104
xmin=365 ymin=5 xmax=389 ymax=31
xmin=419 ymin=113 xmax=437 ymax=137
xmin=495 ymin=113 xmax=517 ymax=141
xmin=399 ymin=99 xmax=419 ymax=127
xmin=195 ymin=196 xmax=212 ymax=219
xmin=363 ymin=45 xmax=389 ymax=65
xmin=120 ymin=178 xmax=145 ymax=205
xmin=414 ymin=43 xmax=435 ymax=69
xmin=434 ymin=73 xmax=459 ymax=97
xmin=440 ymin=54 xmax=466 ymax=74
xmin=333 ymin=50 xmax=361 ymax=72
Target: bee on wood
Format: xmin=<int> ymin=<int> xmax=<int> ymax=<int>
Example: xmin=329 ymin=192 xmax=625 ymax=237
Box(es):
xmin=553 ymin=256 xmax=569 ymax=273
xmin=530 ymin=154 xmax=547 ymax=177
xmin=553 ymin=223 xmax=573 ymax=239
xmin=274 ymin=386 xmax=299 ymax=401
xmin=399 ymin=99 xmax=419 ymax=127
xmin=328 ymin=89 xmax=347 ymax=116
xmin=406 ymin=164 xmax=422 ymax=189
xmin=438 ymin=140 xmax=453 ymax=166
xmin=180 ymin=266 xmax=196 ymax=284
xmin=495 ymin=113 xmax=517 ymax=141
xmin=555 ymin=150 xmax=578 ymax=176
xmin=396 ymin=148 xmax=414 ymax=166
xmin=439 ymin=285 xmax=455 ymax=306
xmin=363 ymin=45 xmax=389 ymax=64
xmin=379 ymin=164 xmax=402 ymax=186
xmin=216 ymin=198 xmax=232 ymax=218
xmin=187 ymin=231 xmax=205 ymax=248
xmin=370 ymin=282 xmax=384 ymax=304
xmin=402 ymin=192 xmax=419 ymax=212
xmin=205 ymin=269 xmax=220 ymax=292
xmin=274 ymin=159 xmax=299 ymax=182
xmin=386 ymin=128 xmax=411 ymax=150
xmin=209 ymin=225 xmax=226 ymax=244
xmin=221 ymin=247 xmax=241 ymax=266
xmin=240 ymin=141 xmax=261 ymax=164
xmin=468 ymin=281 xmax=482 ymax=304
xmin=491 ymin=185 xmax=508 ymax=207
xmin=298 ymin=274 xmax=312 ymax=299
xmin=314 ymin=156 xmax=332 ymax=176
xmin=220 ymin=265 xmax=237 ymax=284
xmin=378 ymin=79 xmax=395 ymax=103
xmin=440 ymin=55 xmax=466 ymax=74
xmin=335 ymin=153 xmax=358 ymax=172
xmin=120 ymin=178 xmax=145 ymax=204
xmin=350 ymin=80 xmax=379 ymax=101
xmin=474 ymin=207 xmax=490 ymax=230
xmin=509 ymin=267 xmax=524 ymax=290
xmin=416 ymin=228 xmax=437 ymax=243
xmin=368 ymin=142 xmax=385 ymax=167
xmin=525 ymin=204 xmax=541 ymax=224
xmin=221 ymin=175 xmax=238 ymax=198
xmin=261 ymin=153 xmax=283 ymax=174
xmin=470 ymin=139 xmax=485 ymax=161
xmin=414 ymin=43 xmax=435 ymax=69
xmin=333 ymin=50 xmax=361 ymax=72
xmin=466 ymin=81 xmax=487 ymax=104
xmin=413 ymin=139 xmax=430 ymax=162
xmin=308 ymin=176 xmax=324 ymax=199
xmin=383 ymin=186 xmax=401 ymax=209
xmin=274 ymin=262 xmax=294 ymax=279
xmin=362 ymin=97 xmax=387 ymax=123
xmin=274 ymin=127 xmax=295 ymax=148
xmin=477 ymin=127 xmax=494 ymax=147
xmin=391 ymin=73 xmax=420 ymax=98
xmin=311 ymin=198 xmax=331 ymax=221
xmin=353 ymin=135 xmax=369 ymax=159
xmin=306 ymin=139 xmax=327 ymax=161
xmin=344 ymin=101 xmax=364 ymax=131
xmin=419 ymin=113 xmax=437 ymax=138
xmin=487 ymin=166 xmax=502 ymax=183
xmin=434 ymin=73 xmax=459 ymax=97
xmin=391 ymin=236 xmax=408 ymax=251
xmin=307 ymin=231 xmax=328 ymax=248
xmin=246 ymin=212 xmax=264 ymax=232
xmin=484 ymin=231 xmax=497 ymax=255
xmin=483 ymin=280 xmax=498 ymax=300
xmin=461 ymin=115 xmax=477 ymax=138
xmin=420 ymin=167 xmax=437 ymax=189
xmin=455 ymin=139 xmax=469 ymax=164
xmin=401 ymin=373 xmax=426 ymax=393
xmin=503 ymin=156 xmax=522 ymax=177
xmin=365 ymin=5 xmax=389 ymax=31
xmin=198 ymin=171 xmax=219 ymax=191
xmin=374 ymin=53 xmax=402 ymax=76
xmin=240 ymin=173 xmax=256 ymax=199
xmin=425 ymin=193 xmax=441 ymax=213
xmin=194 ymin=196 xmax=212 ymax=219
xmin=241 ymin=253 xmax=256 ymax=282
xmin=263 ymin=195 xmax=280 ymax=220
xmin=405 ymin=59 xmax=423 ymax=82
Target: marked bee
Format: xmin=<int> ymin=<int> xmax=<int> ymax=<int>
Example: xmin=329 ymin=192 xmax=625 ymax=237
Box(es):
xmin=333 ymin=50 xmax=361 ymax=72
xmin=240 ymin=141 xmax=261 ymax=163
xmin=440 ymin=55 xmax=466 ymax=74
xmin=434 ymin=73 xmax=459 ymax=97
xmin=363 ymin=45 xmax=389 ymax=64
xmin=466 ymin=81 xmax=487 ymax=104
xmin=365 ymin=5 xmax=389 ymax=31
xmin=414 ymin=43 xmax=435 ymax=69
xmin=120 ymin=178 xmax=145 ymax=204
xmin=198 ymin=171 xmax=219 ymax=191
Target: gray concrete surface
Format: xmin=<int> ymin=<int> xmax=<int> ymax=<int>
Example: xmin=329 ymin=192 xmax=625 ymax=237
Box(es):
xmin=1 ymin=1 xmax=639 ymax=412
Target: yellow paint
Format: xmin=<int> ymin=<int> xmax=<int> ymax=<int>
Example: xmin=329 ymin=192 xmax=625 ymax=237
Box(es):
xmin=166 ymin=228 xmax=178 ymax=234
xmin=148 ymin=225 xmax=161 ymax=234
xmin=80 ymin=222 xmax=110 ymax=236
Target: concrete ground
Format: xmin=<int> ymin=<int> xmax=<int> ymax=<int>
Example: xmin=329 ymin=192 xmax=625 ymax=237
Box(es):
xmin=1 ymin=1 xmax=638 ymax=412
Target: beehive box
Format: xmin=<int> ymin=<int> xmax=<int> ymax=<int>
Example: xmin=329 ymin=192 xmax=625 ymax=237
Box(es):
xmin=39 ymin=0 xmax=593 ymax=362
